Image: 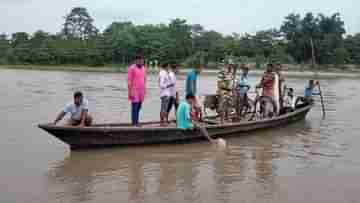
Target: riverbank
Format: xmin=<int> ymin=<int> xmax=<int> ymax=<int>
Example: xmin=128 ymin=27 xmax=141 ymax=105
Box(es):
xmin=1 ymin=64 xmax=360 ymax=78
xmin=0 ymin=64 xmax=128 ymax=73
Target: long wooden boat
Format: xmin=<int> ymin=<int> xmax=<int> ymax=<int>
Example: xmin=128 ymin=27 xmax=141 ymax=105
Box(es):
xmin=38 ymin=104 xmax=312 ymax=150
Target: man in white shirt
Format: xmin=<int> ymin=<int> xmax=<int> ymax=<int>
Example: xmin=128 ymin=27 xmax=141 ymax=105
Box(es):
xmin=282 ymin=88 xmax=296 ymax=113
xmin=54 ymin=91 xmax=93 ymax=127
xmin=158 ymin=63 xmax=172 ymax=126
xmin=167 ymin=64 xmax=178 ymax=118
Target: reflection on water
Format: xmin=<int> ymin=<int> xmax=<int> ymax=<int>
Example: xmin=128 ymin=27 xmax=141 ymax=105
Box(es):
xmin=46 ymin=119 xmax=328 ymax=203
xmin=1 ymin=69 xmax=360 ymax=203
xmin=49 ymin=145 xmax=217 ymax=203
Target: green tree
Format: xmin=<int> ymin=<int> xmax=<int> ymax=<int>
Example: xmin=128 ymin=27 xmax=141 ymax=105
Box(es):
xmin=0 ymin=33 xmax=10 ymax=64
xmin=62 ymin=7 xmax=98 ymax=39
xmin=333 ymin=47 xmax=349 ymax=65
xmin=168 ymin=18 xmax=193 ymax=62
xmin=344 ymin=34 xmax=360 ymax=64
xmin=11 ymin=32 xmax=29 ymax=47
xmin=316 ymin=13 xmax=346 ymax=64
xmin=281 ymin=12 xmax=346 ymax=65
xmin=103 ymin=22 xmax=138 ymax=63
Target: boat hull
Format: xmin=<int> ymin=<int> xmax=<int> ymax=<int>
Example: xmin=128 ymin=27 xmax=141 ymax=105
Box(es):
xmin=38 ymin=105 xmax=312 ymax=150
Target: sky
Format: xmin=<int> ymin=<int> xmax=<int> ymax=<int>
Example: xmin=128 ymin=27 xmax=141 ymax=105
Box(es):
xmin=0 ymin=0 xmax=359 ymax=36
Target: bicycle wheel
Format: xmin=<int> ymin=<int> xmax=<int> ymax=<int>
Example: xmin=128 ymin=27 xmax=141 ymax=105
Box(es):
xmin=249 ymin=96 xmax=277 ymax=121
xmin=243 ymin=98 xmax=255 ymax=121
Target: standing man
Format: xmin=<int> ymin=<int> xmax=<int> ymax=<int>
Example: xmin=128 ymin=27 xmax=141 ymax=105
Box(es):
xmin=257 ymin=63 xmax=275 ymax=98
xmin=217 ymin=61 xmax=234 ymax=124
xmin=158 ymin=62 xmax=171 ymax=126
xmin=128 ymin=54 xmax=146 ymax=126
xmin=303 ymin=79 xmax=320 ymax=103
xmin=257 ymin=63 xmax=276 ymax=117
xmin=53 ymin=91 xmax=93 ymax=127
xmin=275 ymin=63 xmax=285 ymax=87
xmin=167 ymin=63 xmax=178 ymax=119
xmin=185 ymin=62 xmax=203 ymax=121
xmin=295 ymin=80 xmax=319 ymax=108
xmin=185 ymin=62 xmax=202 ymax=96
xmin=275 ymin=63 xmax=285 ymax=111
xmin=236 ymin=64 xmax=251 ymax=119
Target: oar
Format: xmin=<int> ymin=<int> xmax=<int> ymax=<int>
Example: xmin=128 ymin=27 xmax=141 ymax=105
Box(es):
xmin=231 ymin=64 xmax=238 ymax=91
xmin=317 ymin=81 xmax=326 ymax=119
xmin=194 ymin=123 xmax=227 ymax=148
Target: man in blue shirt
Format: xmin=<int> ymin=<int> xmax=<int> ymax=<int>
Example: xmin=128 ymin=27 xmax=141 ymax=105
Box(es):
xmin=185 ymin=63 xmax=202 ymax=96
xmin=176 ymin=94 xmax=196 ymax=129
xmin=295 ymin=80 xmax=319 ymax=108
xmin=236 ymin=65 xmax=251 ymax=119
xmin=237 ymin=65 xmax=250 ymax=97
xmin=304 ymin=80 xmax=316 ymax=98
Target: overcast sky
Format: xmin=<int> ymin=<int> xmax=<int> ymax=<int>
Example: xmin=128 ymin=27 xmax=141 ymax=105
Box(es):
xmin=0 ymin=0 xmax=359 ymax=36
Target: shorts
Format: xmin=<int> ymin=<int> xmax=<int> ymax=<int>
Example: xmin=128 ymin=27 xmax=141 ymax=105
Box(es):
xmin=218 ymin=93 xmax=232 ymax=113
xmin=160 ymin=96 xmax=170 ymax=113
xmin=235 ymin=93 xmax=247 ymax=108
xmin=167 ymin=96 xmax=178 ymax=113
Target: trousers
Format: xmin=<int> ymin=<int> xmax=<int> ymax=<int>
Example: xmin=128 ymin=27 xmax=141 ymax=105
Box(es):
xmin=131 ymin=102 xmax=142 ymax=125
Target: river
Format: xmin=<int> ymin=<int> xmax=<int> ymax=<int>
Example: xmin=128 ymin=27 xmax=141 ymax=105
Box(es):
xmin=0 ymin=69 xmax=359 ymax=203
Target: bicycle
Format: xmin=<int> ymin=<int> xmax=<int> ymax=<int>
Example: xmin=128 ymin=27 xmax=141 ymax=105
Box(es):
xmin=249 ymin=87 xmax=277 ymax=121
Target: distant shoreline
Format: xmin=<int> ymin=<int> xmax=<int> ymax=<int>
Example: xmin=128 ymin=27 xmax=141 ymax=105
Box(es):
xmin=0 ymin=65 xmax=128 ymax=73
xmin=1 ymin=64 xmax=360 ymax=78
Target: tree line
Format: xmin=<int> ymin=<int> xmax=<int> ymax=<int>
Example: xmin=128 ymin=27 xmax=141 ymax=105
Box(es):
xmin=1 ymin=7 xmax=360 ymax=68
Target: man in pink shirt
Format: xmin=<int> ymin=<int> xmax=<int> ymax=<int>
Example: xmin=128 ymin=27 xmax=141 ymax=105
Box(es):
xmin=128 ymin=55 xmax=146 ymax=126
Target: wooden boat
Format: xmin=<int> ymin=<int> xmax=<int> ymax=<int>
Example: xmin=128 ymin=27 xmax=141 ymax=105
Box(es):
xmin=38 ymin=104 xmax=312 ymax=150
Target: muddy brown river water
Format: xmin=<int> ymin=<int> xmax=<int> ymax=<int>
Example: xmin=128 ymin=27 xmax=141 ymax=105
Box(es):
xmin=0 ymin=69 xmax=359 ymax=203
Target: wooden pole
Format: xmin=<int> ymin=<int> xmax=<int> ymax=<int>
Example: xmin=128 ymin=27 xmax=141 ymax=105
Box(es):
xmin=232 ymin=64 xmax=238 ymax=90
xmin=317 ymin=81 xmax=326 ymax=119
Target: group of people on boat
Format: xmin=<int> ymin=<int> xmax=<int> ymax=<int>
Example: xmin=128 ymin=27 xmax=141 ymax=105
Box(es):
xmin=52 ymin=54 xmax=319 ymax=129
xmin=216 ymin=61 xmax=320 ymax=122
